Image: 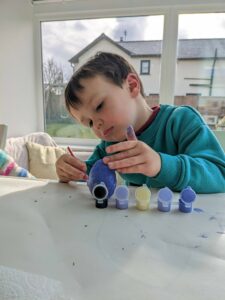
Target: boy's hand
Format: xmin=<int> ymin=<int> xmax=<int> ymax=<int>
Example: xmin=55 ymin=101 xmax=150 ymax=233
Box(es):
xmin=56 ymin=154 xmax=88 ymax=182
xmin=103 ymin=141 xmax=161 ymax=177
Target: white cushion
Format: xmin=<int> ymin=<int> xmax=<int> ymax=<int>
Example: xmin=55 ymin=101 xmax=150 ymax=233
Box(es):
xmin=26 ymin=142 xmax=66 ymax=179
xmin=5 ymin=132 xmax=57 ymax=170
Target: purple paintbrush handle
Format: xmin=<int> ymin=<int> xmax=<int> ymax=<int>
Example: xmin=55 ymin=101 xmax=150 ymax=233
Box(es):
xmin=126 ymin=125 xmax=137 ymax=140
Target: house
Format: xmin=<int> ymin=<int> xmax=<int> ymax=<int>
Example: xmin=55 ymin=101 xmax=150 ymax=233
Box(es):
xmin=69 ymin=33 xmax=225 ymax=128
xmin=69 ymin=33 xmax=225 ymax=98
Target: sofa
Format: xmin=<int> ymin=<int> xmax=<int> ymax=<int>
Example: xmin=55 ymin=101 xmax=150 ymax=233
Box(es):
xmin=2 ymin=131 xmax=91 ymax=180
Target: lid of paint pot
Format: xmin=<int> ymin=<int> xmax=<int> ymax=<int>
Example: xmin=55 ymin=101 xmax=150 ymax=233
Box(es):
xmin=158 ymin=187 xmax=173 ymax=202
xmin=180 ymin=186 xmax=196 ymax=203
xmin=135 ymin=185 xmax=151 ymax=201
xmin=114 ymin=185 xmax=129 ymax=200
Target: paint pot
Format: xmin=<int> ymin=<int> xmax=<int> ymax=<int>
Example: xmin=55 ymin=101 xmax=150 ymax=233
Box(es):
xmin=95 ymin=198 xmax=108 ymax=209
xmin=87 ymin=159 xmax=117 ymax=208
xmin=115 ymin=185 xmax=129 ymax=209
xmin=135 ymin=185 xmax=151 ymax=211
xmin=179 ymin=186 xmax=196 ymax=213
xmin=157 ymin=187 xmax=173 ymax=212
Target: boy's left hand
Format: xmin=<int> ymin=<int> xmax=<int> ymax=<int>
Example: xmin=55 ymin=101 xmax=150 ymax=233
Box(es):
xmin=103 ymin=141 xmax=161 ymax=177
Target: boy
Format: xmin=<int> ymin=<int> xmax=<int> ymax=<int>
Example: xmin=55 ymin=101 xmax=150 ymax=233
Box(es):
xmin=56 ymin=52 xmax=225 ymax=193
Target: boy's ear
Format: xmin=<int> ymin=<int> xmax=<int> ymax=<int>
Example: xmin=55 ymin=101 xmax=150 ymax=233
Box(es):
xmin=127 ymin=73 xmax=140 ymax=97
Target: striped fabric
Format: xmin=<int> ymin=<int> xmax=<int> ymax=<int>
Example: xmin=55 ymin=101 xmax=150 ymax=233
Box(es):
xmin=0 ymin=150 xmax=34 ymax=178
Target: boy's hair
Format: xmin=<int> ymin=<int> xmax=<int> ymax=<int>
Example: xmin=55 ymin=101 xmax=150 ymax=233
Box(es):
xmin=65 ymin=52 xmax=145 ymax=111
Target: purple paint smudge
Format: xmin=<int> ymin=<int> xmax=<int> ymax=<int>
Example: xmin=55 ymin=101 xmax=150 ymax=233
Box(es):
xmin=200 ymin=233 xmax=208 ymax=239
xmin=194 ymin=208 xmax=204 ymax=213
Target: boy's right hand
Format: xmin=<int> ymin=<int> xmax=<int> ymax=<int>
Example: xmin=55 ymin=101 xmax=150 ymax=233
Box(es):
xmin=56 ymin=154 xmax=88 ymax=183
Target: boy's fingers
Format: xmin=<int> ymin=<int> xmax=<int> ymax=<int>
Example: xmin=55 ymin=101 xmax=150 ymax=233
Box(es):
xmin=58 ymin=177 xmax=70 ymax=183
xmin=117 ymin=163 xmax=145 ymax=174
xmin=64 ymin=164 xmax=87 ymax=179
xmin=107 ymin=155 xmax=143 ymax=169
xmin=103 ymin=147 xmax=139 ymax=163
xmin=64 ymin=154 xmax=87 ymax=172
xmin=106 ymin=141 xmax=137 ymax=154
xmin=59 ymin=166 xmax=88 ymax=181
xmin=57 ymin=157 xmax=87 ymax=179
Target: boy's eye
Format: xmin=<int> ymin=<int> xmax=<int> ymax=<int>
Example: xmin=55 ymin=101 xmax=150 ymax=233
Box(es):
xmin=89 ymin=120 xmax=93 ymax=127
xmin=96 ymin=102 xmax=103 ymax=111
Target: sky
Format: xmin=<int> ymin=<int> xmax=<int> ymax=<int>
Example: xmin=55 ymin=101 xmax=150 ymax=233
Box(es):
xmin=41 ymin=13 xmax=225 ymax=80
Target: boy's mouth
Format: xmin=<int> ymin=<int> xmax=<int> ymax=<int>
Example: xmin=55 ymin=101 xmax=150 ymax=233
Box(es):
xmin=103 ymin=126 xmax=114 ymax=137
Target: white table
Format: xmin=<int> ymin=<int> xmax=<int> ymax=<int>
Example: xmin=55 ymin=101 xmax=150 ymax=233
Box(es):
xmin=0 ymin=176 xmax=225 ymax=300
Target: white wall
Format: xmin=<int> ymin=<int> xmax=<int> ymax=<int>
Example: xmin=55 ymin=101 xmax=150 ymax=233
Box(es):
xmin=74 ymin=39 xmax=132 ymax=71
xmin=0 ymin=0 xmax=37 ymax=137
xmin=175 ymin=60 xmax=225 ymax=96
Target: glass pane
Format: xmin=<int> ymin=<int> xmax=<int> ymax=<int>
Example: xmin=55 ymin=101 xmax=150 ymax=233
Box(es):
xmin=175 ymin=13 xmax=225 ymax=130
xmin=141 ymin=61 xmax=150 ymax=74
xmin=41 ymin=15 xmax=164 ymax=139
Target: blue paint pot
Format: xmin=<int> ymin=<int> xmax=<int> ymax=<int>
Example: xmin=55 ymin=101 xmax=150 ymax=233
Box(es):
xmin=87 ymin=159 xmax=117 ymax=206
xmin=115 ymin=185 xmax=129 ymax=209
xmin=179 ymin=186 xmax=196 ymax=213
xmin=157 ymin=187 xmax=173 ymax=212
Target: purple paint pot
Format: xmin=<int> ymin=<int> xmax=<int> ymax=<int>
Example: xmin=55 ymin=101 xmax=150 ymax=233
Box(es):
xmin=179 ymin=186 xmax=196 ymax=213
xmin=87 ymin=159 xmax=117 ymax=208
xmin=157 ymin=187 xmax=173 ymax=212
xmin=115 ymin=185 xmax=129 ymax=209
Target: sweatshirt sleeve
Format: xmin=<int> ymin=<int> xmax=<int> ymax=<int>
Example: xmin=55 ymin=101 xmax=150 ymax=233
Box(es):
xmin=148 ymin=108 xmax=225 ymax=193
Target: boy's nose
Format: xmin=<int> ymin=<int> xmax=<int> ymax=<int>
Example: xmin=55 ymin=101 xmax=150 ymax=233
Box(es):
xmin=95 ymin=119 xmax=103 ymax=130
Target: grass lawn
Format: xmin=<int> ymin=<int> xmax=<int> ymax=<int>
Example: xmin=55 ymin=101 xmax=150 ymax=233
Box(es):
xmin=46 ymin=123 xmax=97 ymax=139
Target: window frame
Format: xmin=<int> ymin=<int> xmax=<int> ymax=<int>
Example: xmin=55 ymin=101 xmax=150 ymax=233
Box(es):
xmin=140 ymin=60 xmax=151 ymax=75
xmin=34 ymin=3 xmax=225 ymax=147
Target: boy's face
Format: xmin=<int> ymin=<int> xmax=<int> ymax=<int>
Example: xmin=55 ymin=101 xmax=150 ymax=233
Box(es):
xmin=69 ymin=75 xmax=138 ymax=142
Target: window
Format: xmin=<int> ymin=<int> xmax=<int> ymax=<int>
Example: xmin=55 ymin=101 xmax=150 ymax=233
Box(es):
xmin=140 ymin=60 xmax=150 ymax=74
xmin=36 ymin=5 xmax=225 ymax=146
xmin=40 ymin=15 xmax=164 ymax=141
xmin=174 ymin=13 xmax=225 ymax=130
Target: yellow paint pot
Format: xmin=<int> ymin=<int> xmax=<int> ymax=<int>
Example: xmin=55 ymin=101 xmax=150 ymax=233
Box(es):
xmin=135 ymin=185 xmax=151 ymax=211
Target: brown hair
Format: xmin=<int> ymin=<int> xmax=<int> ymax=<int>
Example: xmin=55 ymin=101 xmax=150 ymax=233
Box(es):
xmin=65 ymin=52 xmax=145 ymax=111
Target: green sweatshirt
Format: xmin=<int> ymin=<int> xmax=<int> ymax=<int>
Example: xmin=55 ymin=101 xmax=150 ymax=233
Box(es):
xmin=86 ymin=105 xmax=225 ymax=193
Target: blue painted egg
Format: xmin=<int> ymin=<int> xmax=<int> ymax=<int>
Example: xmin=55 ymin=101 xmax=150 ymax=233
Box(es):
xmin=87 ymin=159 xmax=117 ymax=199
